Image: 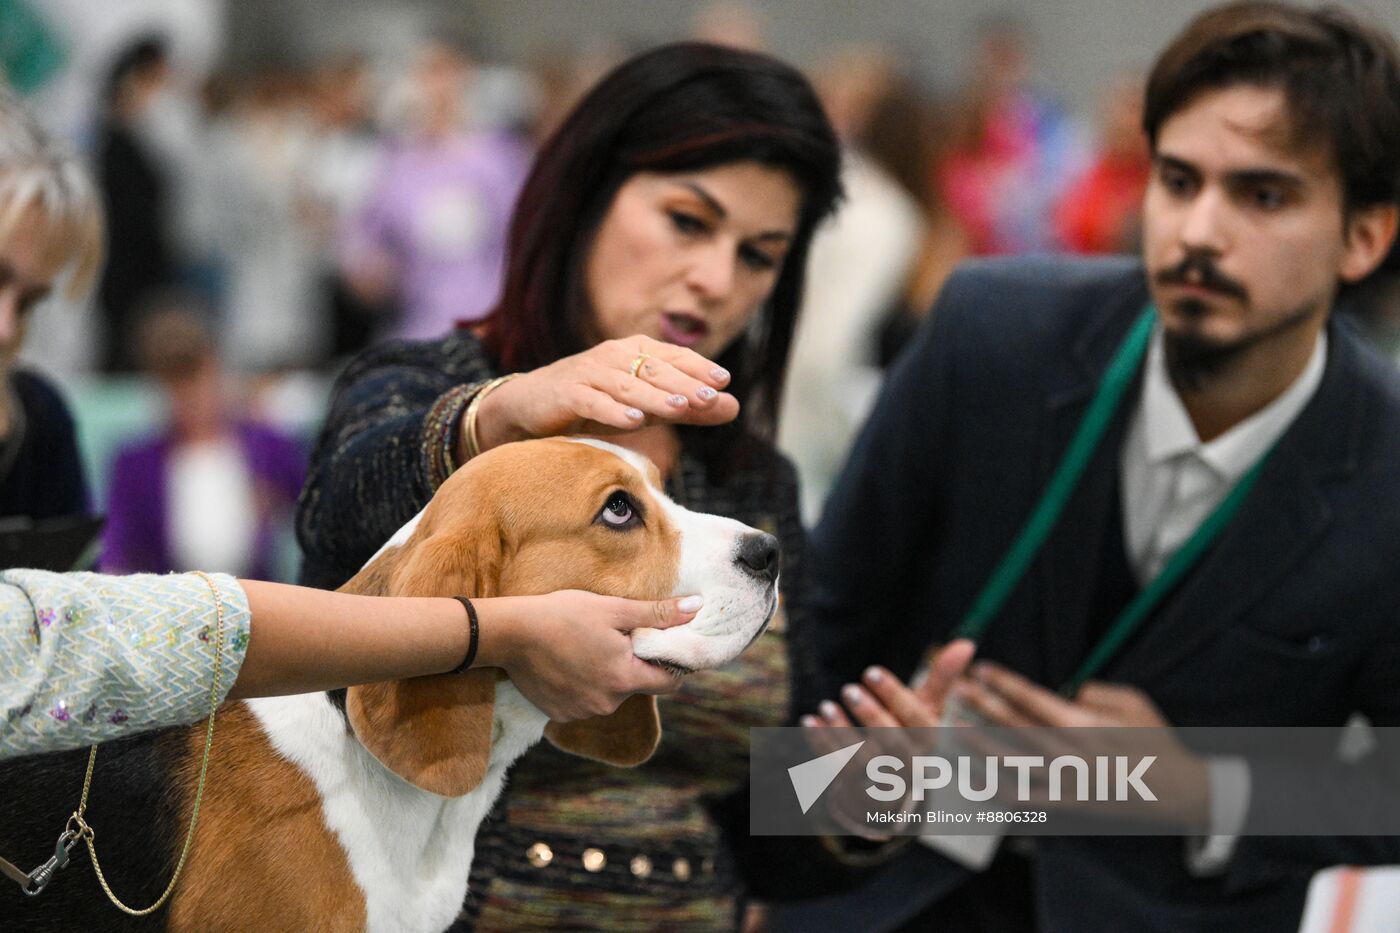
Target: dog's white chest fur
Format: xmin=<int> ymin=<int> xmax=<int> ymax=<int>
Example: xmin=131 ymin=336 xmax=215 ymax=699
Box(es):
xmin=247 ymin=685 xmax=545 ymax=933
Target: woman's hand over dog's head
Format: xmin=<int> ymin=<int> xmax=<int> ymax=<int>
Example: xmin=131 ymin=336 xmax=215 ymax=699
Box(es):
xmin=469 ymin=336 xmax=738 ymax=456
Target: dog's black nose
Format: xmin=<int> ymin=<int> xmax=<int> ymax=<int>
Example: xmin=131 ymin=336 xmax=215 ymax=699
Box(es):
xmin=735 ymin=532 xmax=780 ymax=583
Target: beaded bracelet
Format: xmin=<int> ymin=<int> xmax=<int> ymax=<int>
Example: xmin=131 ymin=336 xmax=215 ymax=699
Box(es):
xmin=421 ymin=381 xmax=490 ymax=492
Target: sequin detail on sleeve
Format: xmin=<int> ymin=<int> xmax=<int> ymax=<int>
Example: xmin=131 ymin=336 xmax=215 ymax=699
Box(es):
xmin=0 ymin=570 xmax=251 ymax=759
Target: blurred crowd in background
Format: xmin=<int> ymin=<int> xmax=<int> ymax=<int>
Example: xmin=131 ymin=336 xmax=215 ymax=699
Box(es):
xmin=3 ymin=0 xmax=1398 ymax=579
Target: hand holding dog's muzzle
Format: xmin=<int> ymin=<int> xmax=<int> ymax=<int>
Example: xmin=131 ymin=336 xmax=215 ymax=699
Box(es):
xmin=484 ymin=590 xmax=699 ymax=722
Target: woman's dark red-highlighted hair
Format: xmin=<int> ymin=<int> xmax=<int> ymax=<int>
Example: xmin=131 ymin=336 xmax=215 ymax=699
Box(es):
xmin=481 ymin=42 xmax=843 ymax=455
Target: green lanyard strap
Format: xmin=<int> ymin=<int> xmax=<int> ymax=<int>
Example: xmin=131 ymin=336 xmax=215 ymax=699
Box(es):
xmin=952 ymin=305 xmax=1271 ymax=693
xmin=1061 ymin=453 xmax=1266 ymax=693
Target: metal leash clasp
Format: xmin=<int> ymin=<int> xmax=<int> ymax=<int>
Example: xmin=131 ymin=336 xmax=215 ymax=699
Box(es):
xmin=22 ymin=828 xmax=83 ymax=897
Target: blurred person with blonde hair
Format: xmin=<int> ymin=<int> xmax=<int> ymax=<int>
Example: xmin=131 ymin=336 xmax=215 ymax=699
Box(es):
xmin=0 ymin=87 xmax=103 ymax=525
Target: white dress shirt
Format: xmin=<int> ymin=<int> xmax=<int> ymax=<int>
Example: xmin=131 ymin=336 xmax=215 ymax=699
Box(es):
xmin=1120 ymin=327 xmax=1327 ymax=586
xmin=1118 ymin=324 xmax=1327 ymax=872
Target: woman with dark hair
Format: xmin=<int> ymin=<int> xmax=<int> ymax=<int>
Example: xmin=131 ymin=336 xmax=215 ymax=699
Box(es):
xmin=296 ymin=41 xmax=842 ymax=930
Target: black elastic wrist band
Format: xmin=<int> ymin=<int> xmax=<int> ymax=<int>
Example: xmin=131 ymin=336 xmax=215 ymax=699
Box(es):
xmin=450 ymin=596 xmax=479 ymax=674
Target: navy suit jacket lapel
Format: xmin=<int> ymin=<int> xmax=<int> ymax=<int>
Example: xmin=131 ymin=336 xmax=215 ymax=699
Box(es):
xmin=1036 ymin=284 xmax=1149 ymax=687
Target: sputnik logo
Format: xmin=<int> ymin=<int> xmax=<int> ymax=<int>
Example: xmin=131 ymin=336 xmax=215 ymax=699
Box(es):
xmin=788 ymin=741 xmax=865 ymax=814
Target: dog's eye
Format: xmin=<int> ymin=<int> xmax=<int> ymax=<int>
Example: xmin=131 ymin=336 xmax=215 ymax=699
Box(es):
xmin=599 ymin=492 xmax=639 ymax=528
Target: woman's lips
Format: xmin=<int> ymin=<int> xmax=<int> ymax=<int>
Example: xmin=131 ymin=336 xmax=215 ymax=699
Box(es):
xmin=659 ymin=312 xmax=709 ymax=348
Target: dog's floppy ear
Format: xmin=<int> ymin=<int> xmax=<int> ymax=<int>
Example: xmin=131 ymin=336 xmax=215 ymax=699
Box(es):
xmin=342 ymin=523 xmax=502 ymax=797
xmin=543 ymin=694 xmax=660 ymax=766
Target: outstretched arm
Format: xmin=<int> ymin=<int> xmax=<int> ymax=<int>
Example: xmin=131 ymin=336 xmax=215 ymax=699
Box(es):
xmin=2 ymin=570 xmax=697 ymax=760
xmin=232 ymin=581 xmax=696 ymax=719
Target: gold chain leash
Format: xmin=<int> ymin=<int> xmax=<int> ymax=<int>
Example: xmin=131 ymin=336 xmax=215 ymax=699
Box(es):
xmin=68 ymin=570 xmax=227 ymax=915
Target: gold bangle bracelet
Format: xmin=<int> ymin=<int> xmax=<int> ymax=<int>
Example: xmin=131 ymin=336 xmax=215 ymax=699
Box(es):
xmin=462 ymin=373 xmax=523 ymax=461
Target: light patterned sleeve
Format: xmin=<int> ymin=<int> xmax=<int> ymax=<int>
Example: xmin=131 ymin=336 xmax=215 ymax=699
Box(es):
xmin=0 ymin=570 xmax=251 ymax=760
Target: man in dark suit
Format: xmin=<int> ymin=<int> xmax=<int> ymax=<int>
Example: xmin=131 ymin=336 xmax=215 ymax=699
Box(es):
xmin=783 ymin=4 xmax=1400 ymax=931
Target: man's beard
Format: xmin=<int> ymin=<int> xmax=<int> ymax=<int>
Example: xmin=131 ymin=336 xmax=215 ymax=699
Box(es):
xmin=1162 ymin=297 xmax=1320 ymax=392
xmin=1161 ymin=292 xmax=1253 ymax=391
xmin=1151 ymin=251 xmax=1321 ymax=392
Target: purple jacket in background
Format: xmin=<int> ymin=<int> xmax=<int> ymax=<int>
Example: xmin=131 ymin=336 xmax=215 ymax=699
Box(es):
xmin=343 ymin=129 xmax=532 ymax=341
xmin=100 ymin=423 xmax=307 ymax=580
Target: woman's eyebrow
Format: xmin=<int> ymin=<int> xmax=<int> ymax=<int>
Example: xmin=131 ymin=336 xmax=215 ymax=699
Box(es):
xmin=678 ymin=181 xmax=727 ymax=218
xmin=676 ymin=180 xmax=794 ymax=242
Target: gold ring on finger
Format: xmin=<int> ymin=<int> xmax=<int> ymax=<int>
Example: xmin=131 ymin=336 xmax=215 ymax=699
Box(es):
xmin=629 ymin=352 xmax=652 ymax=379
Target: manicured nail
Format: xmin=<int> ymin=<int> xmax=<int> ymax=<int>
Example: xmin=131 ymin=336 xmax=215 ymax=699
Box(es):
xmin=677 ymin=595 xmax=703 ymax=613
xmin=625 ymin=407 xmax=644 ymax=420
xmin=800 ymin=715 xmax=821 ymax=728
xmin=697 ymin=386 xmax=717 ymax=401
xmin=842 ymin=684 xmax=863 ymax=704
xmin=666 ymin=394 xmax=688 ymax=408
xmin=710 ymin=367 xmax=730 ymax=382
xmin=863 ymin=666 xmax=883 ymax=684
xmin=820 ymin=700 xmax=840 ymax=719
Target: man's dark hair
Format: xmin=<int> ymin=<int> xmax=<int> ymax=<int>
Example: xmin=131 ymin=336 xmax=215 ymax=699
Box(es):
xmin=1144 ymin=2 xmax=1400 ymax=212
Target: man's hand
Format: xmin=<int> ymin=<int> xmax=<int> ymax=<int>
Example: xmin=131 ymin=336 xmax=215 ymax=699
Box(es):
xmin=955 ymin=662 xmax=1168 ymax=728
xmin=804 ymin=639 xmax=978 ymax=731
xmin=957 ymin=663 xmax=1210 ymax=827
xmin=800 ymin=641 xmax=976 ymax=834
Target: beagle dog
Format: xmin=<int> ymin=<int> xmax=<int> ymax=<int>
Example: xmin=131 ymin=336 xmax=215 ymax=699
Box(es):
xmin=0 ymin=438 xmax=779 ymax=933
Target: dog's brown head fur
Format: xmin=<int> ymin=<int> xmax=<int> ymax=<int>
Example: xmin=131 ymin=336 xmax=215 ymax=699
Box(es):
xmin=339 ymin=439 xmax=689 ymax=796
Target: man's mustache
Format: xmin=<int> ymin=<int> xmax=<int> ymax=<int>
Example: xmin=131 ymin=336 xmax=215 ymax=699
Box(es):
xmin=1155 ymin=255 xmax=1249 ymax=302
